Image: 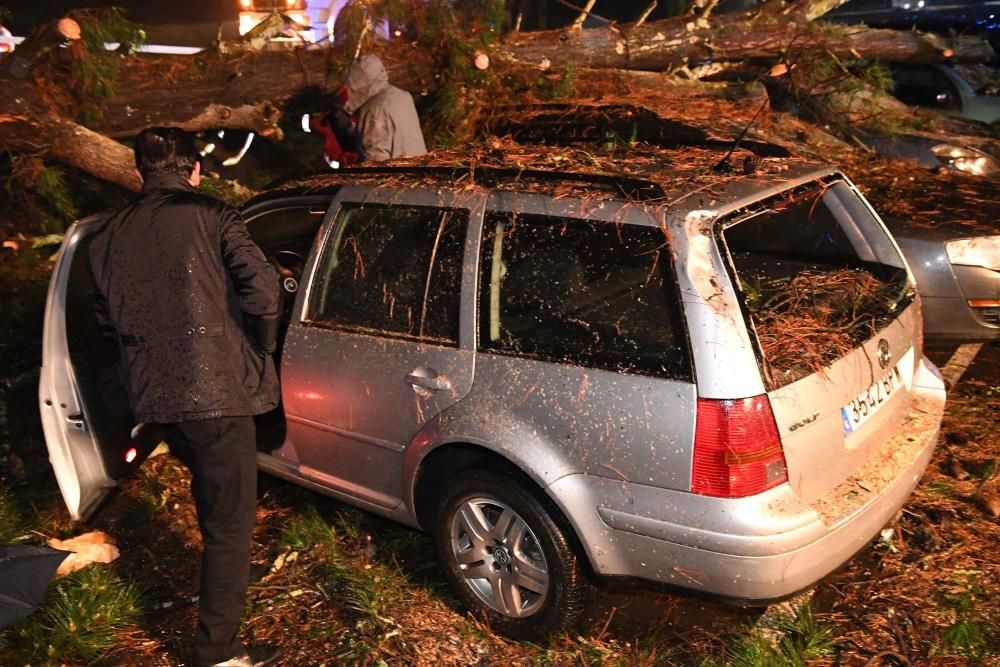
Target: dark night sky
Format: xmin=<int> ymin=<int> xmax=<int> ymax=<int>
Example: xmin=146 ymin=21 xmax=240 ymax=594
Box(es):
xmin=3 ymin=0 xmax=238 ymax=31
xmin=3 ymin=0 xmax=687 ymax=33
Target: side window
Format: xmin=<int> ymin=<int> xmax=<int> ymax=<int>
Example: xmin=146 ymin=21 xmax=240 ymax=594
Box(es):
xmin=245 ymin=204 xmax=327 ymax=259
xmin=479 ymin=211 xmax=690 ymax=380
xmin=308 ymin=203 xmax=467 ymax=345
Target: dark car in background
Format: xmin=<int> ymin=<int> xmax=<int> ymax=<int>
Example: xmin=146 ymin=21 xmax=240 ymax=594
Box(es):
xmin=890 ymin=63 xmax=1000 ymax=125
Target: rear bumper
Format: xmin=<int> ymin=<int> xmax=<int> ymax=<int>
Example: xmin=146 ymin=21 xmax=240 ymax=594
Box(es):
xmin=547 ymin=358 xmax=946 ymax=600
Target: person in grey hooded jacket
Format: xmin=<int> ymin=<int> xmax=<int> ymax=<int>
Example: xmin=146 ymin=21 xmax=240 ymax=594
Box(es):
xmin=343 ymin=54 xmax=427 ymax=162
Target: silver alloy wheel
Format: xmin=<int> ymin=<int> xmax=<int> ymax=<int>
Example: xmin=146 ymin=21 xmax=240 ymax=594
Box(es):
xmin=449 ymin=496 xmax=550 ymax=618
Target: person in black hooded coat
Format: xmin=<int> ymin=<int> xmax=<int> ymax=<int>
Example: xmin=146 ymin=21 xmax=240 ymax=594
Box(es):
xmin=89 ymin=127 xmax=281 ymax=667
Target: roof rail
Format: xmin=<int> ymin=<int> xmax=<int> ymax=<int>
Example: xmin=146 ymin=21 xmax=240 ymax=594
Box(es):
xmin=273 ymin=165 xmax=667 ymax=202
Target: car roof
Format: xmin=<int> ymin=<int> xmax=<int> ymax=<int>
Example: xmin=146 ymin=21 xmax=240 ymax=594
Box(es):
xmin=247 ymin=102 xmax=837 ymax=211
xmin=250 ymin=144 xmax=829 ymax=214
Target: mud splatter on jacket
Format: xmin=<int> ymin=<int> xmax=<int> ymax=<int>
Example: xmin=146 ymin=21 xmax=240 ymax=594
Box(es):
xmin=89 ymin=173 xmax=281 ymax=423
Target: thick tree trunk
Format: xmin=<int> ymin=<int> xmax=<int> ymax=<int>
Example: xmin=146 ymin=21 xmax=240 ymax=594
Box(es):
xmin=493 ymin=11 xmax=990 ymax=73
xmin=0 ymin=3 xmax=993 ymax=189
xmin=93 ymin=13 xmax=989 ymax=138
xmin=94 ymin=49 xmax=436 ymax=138
xmin=0 ymin=114 xmax=141 ymax=191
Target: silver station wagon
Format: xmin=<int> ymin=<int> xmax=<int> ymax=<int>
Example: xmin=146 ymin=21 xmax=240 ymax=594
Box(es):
xmin=40 ymin=157 xmax=947 ymax=638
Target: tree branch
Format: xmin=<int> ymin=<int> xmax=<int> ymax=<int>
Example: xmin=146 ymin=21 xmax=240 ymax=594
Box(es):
xmin=635 ymin=2 xmax=657 ymax=28
xmin=571 ymin=0 xmax=599 ymax=30
xmin=798 ymin=0 xmax=853 ymax=21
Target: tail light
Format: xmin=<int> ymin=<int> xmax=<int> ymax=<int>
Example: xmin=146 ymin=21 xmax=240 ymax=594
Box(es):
xmin=692 ymin=395 xmax=787 ymax=497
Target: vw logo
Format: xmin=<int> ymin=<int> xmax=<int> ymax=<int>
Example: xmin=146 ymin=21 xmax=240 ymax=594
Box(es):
xmin=876 ymin=339 xmax=892 ymax=370
xmin=493 ymin=549 xmax=510 ymax=565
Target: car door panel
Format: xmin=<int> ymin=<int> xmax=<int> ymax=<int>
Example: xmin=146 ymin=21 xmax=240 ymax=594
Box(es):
xmin=241 ymin=198 xmax=333 ymax=451
xmin=278 ymin=186 xmax=483 ymax=507
xmin=40 ymin=218 xmax=161 ymax=521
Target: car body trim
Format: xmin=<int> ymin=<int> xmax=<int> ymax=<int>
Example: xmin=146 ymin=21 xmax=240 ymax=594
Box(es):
xmin=285 ymin=413 xmax=406 ymax=453
xmin=258 ymin=452 xmax=403 ymax=512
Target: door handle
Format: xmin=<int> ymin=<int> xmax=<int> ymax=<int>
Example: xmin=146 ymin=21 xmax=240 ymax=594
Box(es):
xmin=66 ymin=413 xmax=86 ymax=430
xmin=405 ymin=368 xmax=452 ymax=392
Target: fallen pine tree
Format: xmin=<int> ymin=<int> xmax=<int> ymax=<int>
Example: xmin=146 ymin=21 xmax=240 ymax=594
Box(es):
xmin=0 ymin=0 xmax=996 ymax=193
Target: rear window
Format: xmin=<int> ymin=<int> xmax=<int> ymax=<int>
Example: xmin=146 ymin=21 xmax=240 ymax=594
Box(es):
xmin=479 ymin=211 xmax=691 ymax=381
xmin=720 ymin=180 xmax=914 ymax=387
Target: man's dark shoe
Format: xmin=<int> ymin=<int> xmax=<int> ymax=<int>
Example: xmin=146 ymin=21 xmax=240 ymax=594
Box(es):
xmin=208 ymin=644 xmax=281 ymax=667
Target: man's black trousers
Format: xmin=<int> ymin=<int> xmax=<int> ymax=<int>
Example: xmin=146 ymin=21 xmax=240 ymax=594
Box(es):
xmin=163 ymin=416 xmax=257 ymax=666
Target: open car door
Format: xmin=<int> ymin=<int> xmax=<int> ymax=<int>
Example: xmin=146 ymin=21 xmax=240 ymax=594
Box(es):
xmin=38 ymin=216 xmax=161 ymax=521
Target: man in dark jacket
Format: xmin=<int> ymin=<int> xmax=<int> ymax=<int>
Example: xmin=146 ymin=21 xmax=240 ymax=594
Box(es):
xmin=89 ymin=127 xmax=281 ymax=667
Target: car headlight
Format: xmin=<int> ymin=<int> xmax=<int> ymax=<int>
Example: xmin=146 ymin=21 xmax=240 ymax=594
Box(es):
xmin=931 ymin=144 xmax=999 ymax=177
xmin=946 ymin=236 xmax=1000 ymax=271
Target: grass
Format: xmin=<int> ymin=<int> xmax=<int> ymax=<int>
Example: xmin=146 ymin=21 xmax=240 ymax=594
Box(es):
xmin=534 ymin=634 xmax=670 ymax=666
xmin=6 ymin=566 xmax=142 ymax=664
xmin=931 ymin=572 xmax=996 ymax=661
xmin=700 ymin=604 xmax=839 ymax=667
xmin=937 ymin=619 xmax=992 ymax=660
xmin=926 ymin=480 xmax=956 ymax=496
xmin=278 ymin=505 xmax=410 ymax=628
xmin=274 ymin=504 xmax=418 ymax=663
xmin=279 ymin=504 xmax=338 ymax=552
xmin=0 ymin=488 xmax=32 ymax=543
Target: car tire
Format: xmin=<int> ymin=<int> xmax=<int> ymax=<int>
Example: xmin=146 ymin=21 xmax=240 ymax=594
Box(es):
xmin=432 ymin=467 xmax=588 ymax=640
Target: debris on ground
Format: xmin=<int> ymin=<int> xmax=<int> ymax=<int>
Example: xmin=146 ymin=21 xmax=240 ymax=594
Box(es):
xmin=49 ymin=531 xmax=120 ymax=577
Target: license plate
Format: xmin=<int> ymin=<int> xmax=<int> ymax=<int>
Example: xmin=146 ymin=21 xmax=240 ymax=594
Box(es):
xmin=841 ymin=365 xmax=903 ymax=435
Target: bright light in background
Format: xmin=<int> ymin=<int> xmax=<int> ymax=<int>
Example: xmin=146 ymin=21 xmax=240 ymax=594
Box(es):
xmin=295 ymin=390 xmax=326 ymax=401
xmin=124 ymin=447 xmax=138 ymax=463
xmin=238 ymin=13 xmax=256 ymax=35
xmin=221 ymin=133 xmax=256 ymax=167
xmin=240 ymin=0 xmax=252 ymax=8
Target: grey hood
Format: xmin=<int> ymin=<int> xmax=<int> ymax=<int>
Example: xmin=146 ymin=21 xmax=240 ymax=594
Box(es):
xmin=343 ymin=54 xmax=389 ymax=114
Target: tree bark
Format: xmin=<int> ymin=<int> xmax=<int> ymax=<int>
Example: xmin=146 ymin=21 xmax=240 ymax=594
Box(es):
xmin=0 ymin=4 xmax=994 ymax=189
xmin=0 ymin=114 xmax=141 ymax=191
xmin=492 ymin=10 xmax=991 ymax=73
xmin=92 ymin=12 xmax=989 ymax=138
xmin=93 ymin=49 xmax=436 ymax=138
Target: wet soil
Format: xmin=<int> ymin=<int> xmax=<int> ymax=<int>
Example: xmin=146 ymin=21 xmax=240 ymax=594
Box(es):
xmin=0 ymin=345 xmax=995 ymax=665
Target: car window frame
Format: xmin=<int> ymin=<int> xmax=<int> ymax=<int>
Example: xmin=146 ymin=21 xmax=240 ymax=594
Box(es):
xmin=297 ymin=185 xmax=486 ymax=350
xmin=241 ymin=195 xmax=333 ymax=257
xmin=714 ymin=176 xmax=916 ymax=391
xmin=477 ymin=190 xmax=695 ymax=382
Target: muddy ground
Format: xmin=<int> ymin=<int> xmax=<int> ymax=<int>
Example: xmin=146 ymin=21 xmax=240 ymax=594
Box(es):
xmin=0 ymin=341 xmax=996 ymax=666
